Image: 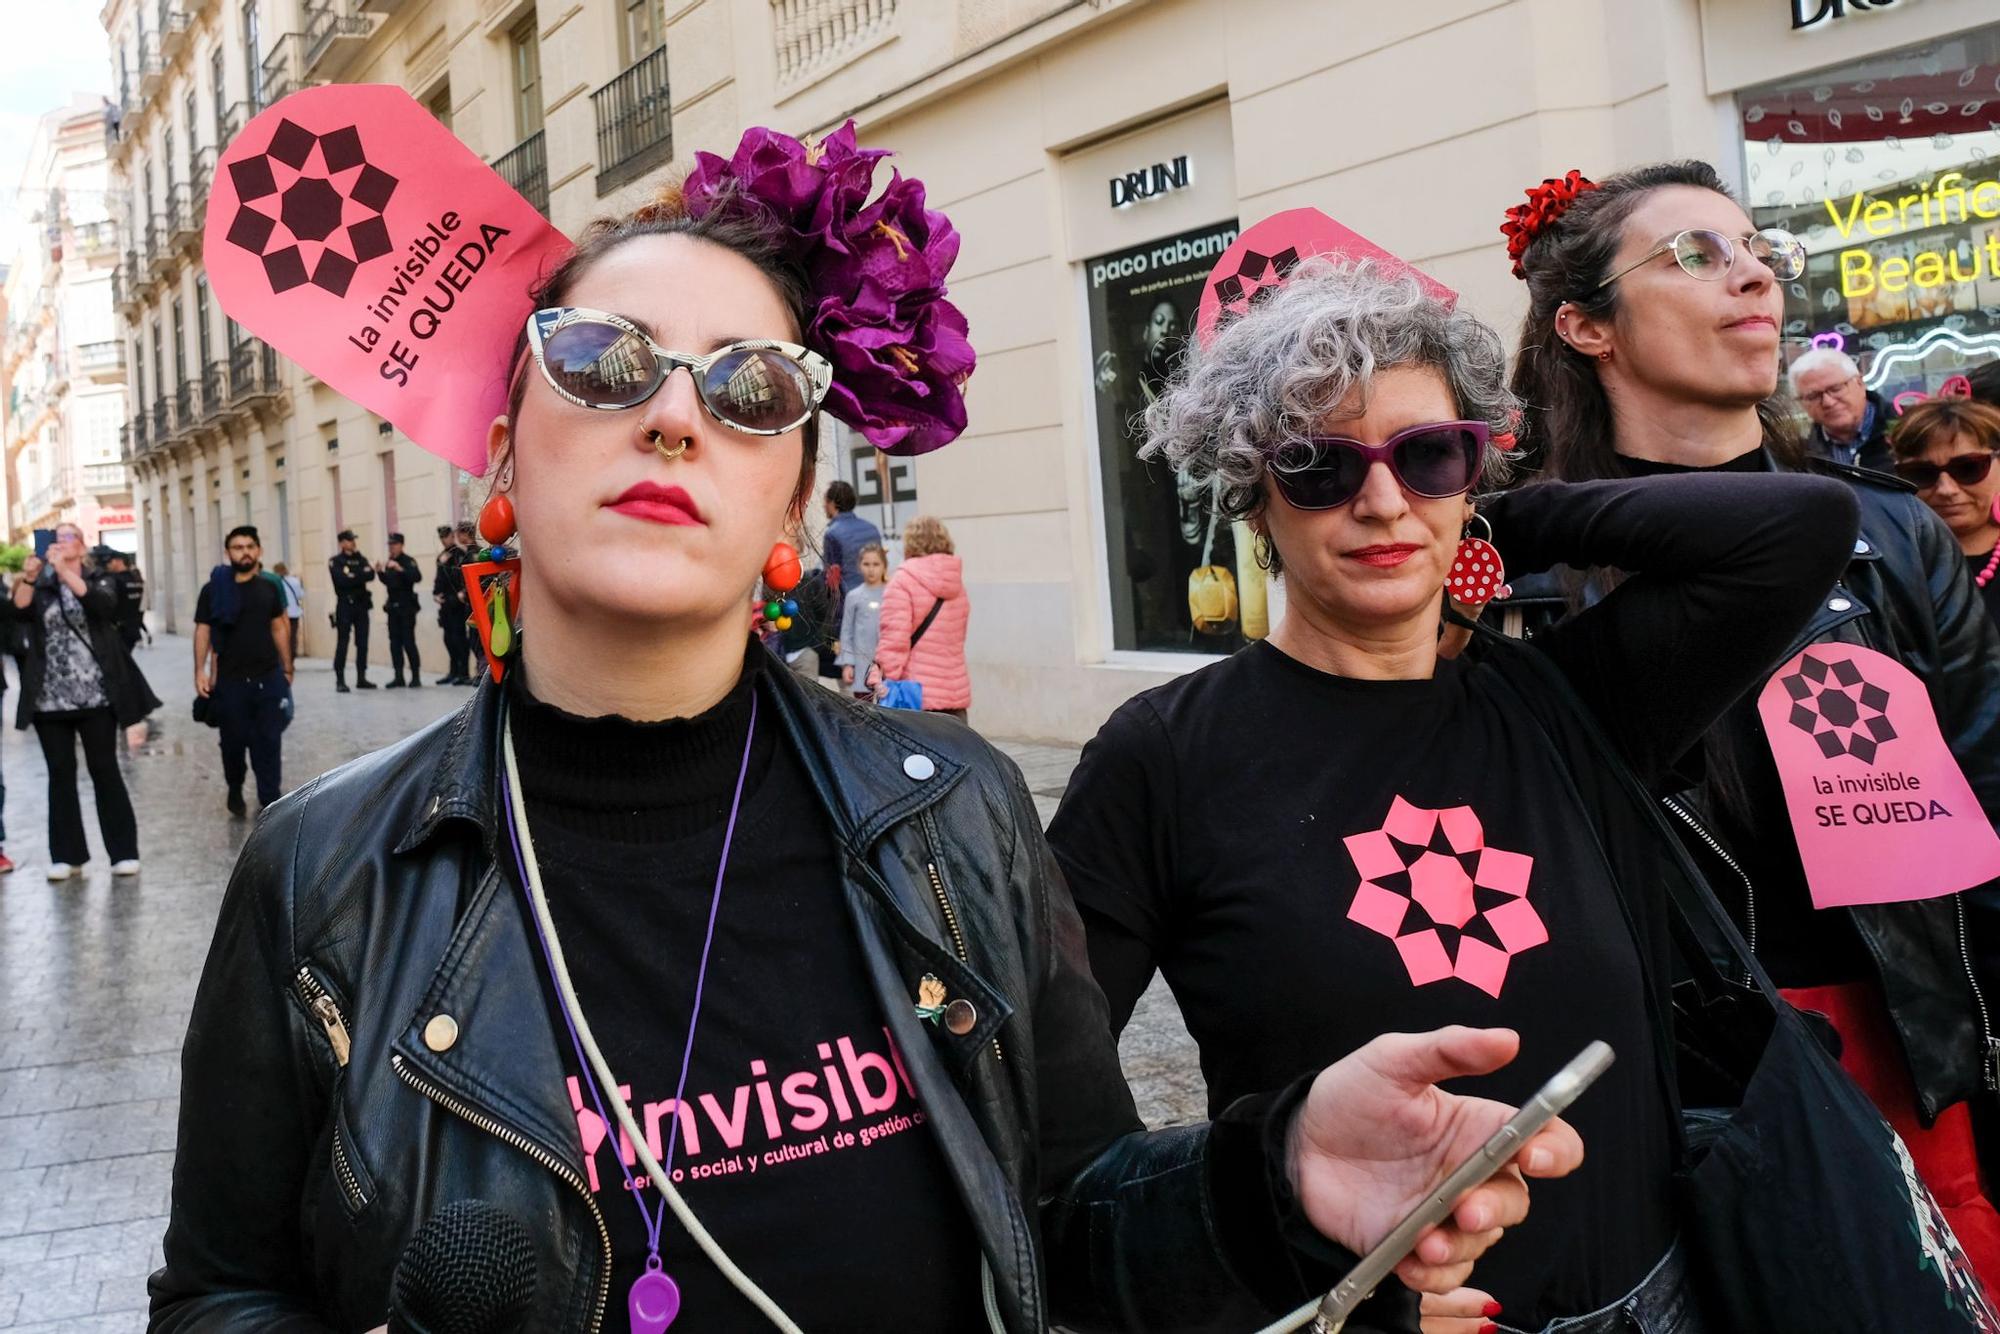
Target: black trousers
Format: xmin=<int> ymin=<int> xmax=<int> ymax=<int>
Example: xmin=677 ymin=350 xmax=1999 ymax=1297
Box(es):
xmin=439 ymin=604 xmax=470 ymax=679
xmin=334 ymin=604 xmax=370 ymax=681
xmin=33 ymin=708 xmax=138 ymax=865
xmin=385 ymin=606 xmax=421 ymax=680
xmin=213 ymin=668 xmax=288 ymax=806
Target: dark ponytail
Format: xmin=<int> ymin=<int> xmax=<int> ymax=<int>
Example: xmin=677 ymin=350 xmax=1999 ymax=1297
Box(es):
xmin=1510 ymin=159 xmax=1803 ymax=481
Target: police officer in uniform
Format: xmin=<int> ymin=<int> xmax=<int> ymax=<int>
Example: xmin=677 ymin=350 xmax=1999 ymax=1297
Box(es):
xmin=433 ymin=523 xmax=472 ymax=685
xmin=376 ymin=532 xmax=424 ymax=689
xmin=328 ymin=529 xmax=376 ymax=692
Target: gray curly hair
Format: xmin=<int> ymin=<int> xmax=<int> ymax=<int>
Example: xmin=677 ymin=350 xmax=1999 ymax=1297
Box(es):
xmin=1141 ymin=260 xmax=1517 ymax=572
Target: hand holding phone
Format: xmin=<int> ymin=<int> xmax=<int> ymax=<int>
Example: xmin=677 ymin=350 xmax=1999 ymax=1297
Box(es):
xmin=1313 ymin=1041 xmax=1612 ymax=1330
xmin=1278 ymin=1028 xmax=1595 ymax=1331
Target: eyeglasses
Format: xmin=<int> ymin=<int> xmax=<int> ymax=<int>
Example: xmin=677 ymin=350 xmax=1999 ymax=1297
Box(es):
xmin=1798 ymin=376 xmax=1860 ymax=406
xmin=1595 ymin=228 xmax=1806 ymax=291
xmin=524 ymin=306 xmax=833 ymax=435
xmin=1893 ymin=451 xmax=1997 ymax=490
xmin=1267 ymin=421 xmax=1488 ymax=511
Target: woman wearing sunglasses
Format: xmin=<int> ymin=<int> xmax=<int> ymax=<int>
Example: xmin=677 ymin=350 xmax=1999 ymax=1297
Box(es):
xmin=1047 ymin=254 xmax=1858 ymax=1334
xmin=153 ymin=126 xmax=1589 ymax=1334
xmin=1890 ymin=398 xmax=2000 ymax=627
xmin=1508 ymin=160 xmax=2000 ymax=1288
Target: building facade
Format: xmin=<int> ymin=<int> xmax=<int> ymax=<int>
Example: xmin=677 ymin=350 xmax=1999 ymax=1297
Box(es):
xmin=4 ymin=97 xmax=132 ymax=553
xmin=106 ymin=0 xmax=2000 ymax=735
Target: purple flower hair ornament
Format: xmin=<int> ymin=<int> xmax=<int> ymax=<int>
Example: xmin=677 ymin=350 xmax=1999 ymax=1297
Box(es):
xmin=681 ymin=121 xmax=975 ymax=455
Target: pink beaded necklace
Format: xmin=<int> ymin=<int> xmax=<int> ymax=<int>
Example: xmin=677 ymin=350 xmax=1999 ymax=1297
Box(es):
xmin=1981 ymin=497 xmax=2000 ymax=591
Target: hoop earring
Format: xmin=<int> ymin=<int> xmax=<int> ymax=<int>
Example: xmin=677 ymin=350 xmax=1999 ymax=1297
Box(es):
xmin=463 ymin=494 xmax=522 ymax=682
xmin=1446 ymin=513 xmax=1510 ymax=608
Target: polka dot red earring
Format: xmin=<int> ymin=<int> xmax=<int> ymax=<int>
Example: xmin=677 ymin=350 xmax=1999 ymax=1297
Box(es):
xmin=1446 ymin=513 xmax=1510 ymax=608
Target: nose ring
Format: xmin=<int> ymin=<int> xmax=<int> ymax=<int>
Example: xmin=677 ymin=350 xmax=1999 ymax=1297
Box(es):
xmin=648 ymin=429 xmax=690 ymax=461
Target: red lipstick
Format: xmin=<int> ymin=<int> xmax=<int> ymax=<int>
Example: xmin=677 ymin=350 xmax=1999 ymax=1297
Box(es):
xmin=1345 ymin=543 xmax=1422 ymax=568
xmin=608 ymin=481 xmax=703 ymax=526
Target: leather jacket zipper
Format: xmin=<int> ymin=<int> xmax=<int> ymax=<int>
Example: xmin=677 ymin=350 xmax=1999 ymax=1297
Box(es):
xmin=921 ymin=817 xmax=1003 ymax=1063
xmin=294 ymin=966 xmax=352 ymax=1068
xmin=294 ymin=968 xmax=366 ymax=1211
xmin=392 ymin=1053 xmax=612 ymax=1332
xmin=1658 ymin=798 xmax=1757 ymax=987
xmin=1954 ymin=897 xmax=2000 ymax=1093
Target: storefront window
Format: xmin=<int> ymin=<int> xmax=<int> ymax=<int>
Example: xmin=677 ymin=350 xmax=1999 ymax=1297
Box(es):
xmin=1087 ymin=219 xmax=1279 ymax=655
xmin=1743 ymin=24 xmax=2000 ymax=399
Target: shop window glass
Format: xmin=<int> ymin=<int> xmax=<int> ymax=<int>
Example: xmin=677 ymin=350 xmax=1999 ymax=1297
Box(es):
xmin=1743 ymin=25 xmax=2000 ymax=399
xmin=1085 ymin=220 xmax=1278 ymax=655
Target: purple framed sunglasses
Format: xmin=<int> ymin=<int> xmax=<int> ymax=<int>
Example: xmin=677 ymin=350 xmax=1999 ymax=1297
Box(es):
xmin=1268 ymin=420 xmax=1490 ymax=511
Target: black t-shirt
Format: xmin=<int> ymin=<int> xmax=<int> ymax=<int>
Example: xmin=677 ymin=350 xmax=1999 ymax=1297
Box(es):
xmin=194 ymin=574 xmax=286 ymax=680
xmin=1049 ymin=472 xmax=1858 ymax=1327
xmin=1970 ymin=547 xmax=2000 ymax=627
xmin=510 ymin=647 xmax=982 ymax=1332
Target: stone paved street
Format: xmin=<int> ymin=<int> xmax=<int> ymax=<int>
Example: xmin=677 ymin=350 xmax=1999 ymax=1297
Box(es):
xmin=0 ymin=634 xmax=1200 ymax=1331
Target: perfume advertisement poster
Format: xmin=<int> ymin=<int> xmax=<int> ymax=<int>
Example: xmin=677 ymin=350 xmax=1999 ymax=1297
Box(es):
xmin=1087 ymin=220 xmax=1271 ymax=654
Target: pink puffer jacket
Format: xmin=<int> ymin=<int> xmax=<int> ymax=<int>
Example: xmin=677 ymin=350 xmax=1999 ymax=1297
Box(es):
xmin=874 ymin=553 xmax=971 ymax=711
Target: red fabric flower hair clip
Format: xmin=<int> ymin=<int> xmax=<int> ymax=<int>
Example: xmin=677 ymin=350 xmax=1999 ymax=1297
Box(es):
xmin=1500 ymin=170 xmax=1599 ymax=280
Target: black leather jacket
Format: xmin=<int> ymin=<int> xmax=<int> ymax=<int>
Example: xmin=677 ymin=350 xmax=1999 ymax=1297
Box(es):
xmin=149 ymin=657 xmax=1370 ymax=1333
xmin=1497 ymin=455 xmax=2000 ymax=1121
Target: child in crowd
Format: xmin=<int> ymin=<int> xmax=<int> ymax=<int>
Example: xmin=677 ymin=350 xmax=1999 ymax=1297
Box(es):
xmin=837 ymin=543 xmax=888 ymax=700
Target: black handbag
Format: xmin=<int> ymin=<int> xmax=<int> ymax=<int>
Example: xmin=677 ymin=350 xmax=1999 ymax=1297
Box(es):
xmin=1474 ymin=622 xmax=2000 ymax=1331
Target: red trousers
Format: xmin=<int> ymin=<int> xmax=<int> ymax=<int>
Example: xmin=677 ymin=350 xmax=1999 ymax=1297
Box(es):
xmin=1783 ymin=980 xmax=2000 ymax=1301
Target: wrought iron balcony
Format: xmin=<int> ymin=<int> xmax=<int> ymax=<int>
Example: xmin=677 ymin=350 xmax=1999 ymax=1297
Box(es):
xmin=137 ymin=32 xmax=164 ymax=95
xmin=200 ymin=360 xmax=226 ymax=422
xmin=173 ymin=380 xmax=198 ymax=437
xmin=190 ymin=146 xmax=217 ymax=219
xmin=592 ymin=44 xmax=672 ymax=196
xmin=146 ymin=214 xmax=174 ymax=283
xmin=494 ymin=130 xmax=547 ymax=216
xmin=228 ymin=340 xmax=282 ymax=406
xmin=167 ymin=183 xmax=199 ymax=253
xmin=117 ymin=251 xmax=145 ymax=308
xmin=150 ymin=395 xmax=173 ymax=442
xmin=161 ymin=2 xmax=191 ymax=56
xmin=259 ymin=32 xmax=311 ymax=110
xmin=219 ymin=100 xmax=253 ymax=146
xmin=121 ymin=416 xmax=147 ymax=460
xmin=104 ymin=108 xmax=123 ymax=157
xmin=305 ymin=0 xmax=376 ymax=76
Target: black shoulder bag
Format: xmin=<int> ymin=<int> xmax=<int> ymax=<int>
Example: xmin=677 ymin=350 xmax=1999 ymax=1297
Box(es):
xmin=1471 ymin=619 xmax=2000 ymax=1332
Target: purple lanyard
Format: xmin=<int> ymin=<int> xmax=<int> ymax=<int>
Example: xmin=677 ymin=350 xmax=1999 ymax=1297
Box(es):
xmin=502 ymin=689 xmax=759 ymax=1331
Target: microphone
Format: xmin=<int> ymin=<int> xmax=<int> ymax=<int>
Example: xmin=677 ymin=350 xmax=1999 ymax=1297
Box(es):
xmin=386 ymin=1199 xmax=538 ymax=1334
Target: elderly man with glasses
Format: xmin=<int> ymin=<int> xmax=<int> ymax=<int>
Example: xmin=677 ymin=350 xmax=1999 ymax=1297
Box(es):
xmin=1788 ymin=346 xmax=1894 ymax=473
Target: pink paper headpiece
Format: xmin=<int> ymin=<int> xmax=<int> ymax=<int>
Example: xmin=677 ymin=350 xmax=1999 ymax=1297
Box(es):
xmin=1194 ymin=208 xmax=1456 ymax=349
xmin=203 ymin=85 xmax=574 ymax=476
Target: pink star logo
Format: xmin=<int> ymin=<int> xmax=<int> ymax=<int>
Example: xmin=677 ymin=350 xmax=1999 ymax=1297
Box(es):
xmin=1343 ymin=796 xmax=1545 ymax=998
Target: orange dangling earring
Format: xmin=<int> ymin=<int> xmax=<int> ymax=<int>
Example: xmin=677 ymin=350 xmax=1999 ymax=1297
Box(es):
xmin=755 ymin=541 xmax=804 ymax=634
xmin=463 ymin=493 xmax=523 ymax=682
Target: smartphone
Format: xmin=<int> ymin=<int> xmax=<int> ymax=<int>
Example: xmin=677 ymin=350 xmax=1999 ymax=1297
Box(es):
xmin=32 ymin=529 xmax=55 ymax=560
xmin=1312 ymin=1041 xmax=1615 ymax=1333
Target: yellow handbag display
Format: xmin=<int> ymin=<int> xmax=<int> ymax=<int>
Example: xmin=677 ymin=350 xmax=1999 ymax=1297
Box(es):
xmin=1187 ymin=564 xmax=1238 ymax=634
xmin=1188 ymin=508 xmax=1240 ymax=635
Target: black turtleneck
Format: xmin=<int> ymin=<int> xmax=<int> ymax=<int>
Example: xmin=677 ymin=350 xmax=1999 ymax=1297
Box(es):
xmin=1614 ymin=445 xmax=1871 ymax=986
xmin=507 ymin=641 xmax=981 ymax=1330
